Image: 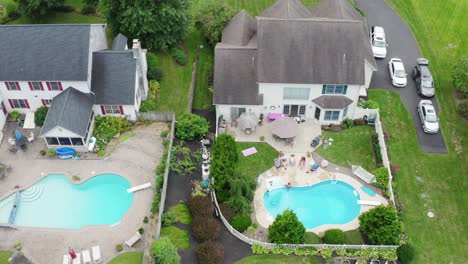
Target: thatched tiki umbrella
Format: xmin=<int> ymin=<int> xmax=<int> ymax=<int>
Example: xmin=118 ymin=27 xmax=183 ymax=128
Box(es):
xmin=271 ymin=117 xmax=298 ymax=138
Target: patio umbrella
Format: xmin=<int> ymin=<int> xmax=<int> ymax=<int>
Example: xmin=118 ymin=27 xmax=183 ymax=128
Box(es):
xmin=69 ymin=248 xmax=77 ymax=259
xmin=271 ymin=117 xmax=298 ymax=138
xmin=237 ymin=112 xmax=258 ymax=130
xmin=14 ymin=130 xmax=26 ymax=148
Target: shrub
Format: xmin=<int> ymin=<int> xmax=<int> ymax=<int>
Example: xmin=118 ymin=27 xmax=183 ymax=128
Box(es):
xmin=196 ymin=241 xmax=224 ymax=264
xmin=452 ymin=56 xmax=468 ymax=92
xmin=72 ymin=175 xmax=80 ymax=181
xmin=47 ymin=149 xmax=55 ymax=157
xmin=175 ymin=113 xmax=209 ymax=140
xmin=160 ymin=130 xmax=169 ymax=138
xmin=397 ymin=244 xmax=416 ymax=263
xmin=115 ymin=244 xmax=123 ymax=251
xmin=219 ymin=203 xmax=234 ymax=222
xmin=138 ymin=227 xmax=144 ymax=234
xmin=457 ymin=100 xmax=468 ymax=118
xmin=231 ymin=215 xmax=251 ymax=233
xmin=156 ymin=175 xmax=164 ymax=191
xmin=192 ymin=216 xmax=220 ymax=242
xmin=365 ymin=99 xmax=379 ymax=109
xmin=304 ymin=232 xmax=321 ymax=244
xmin=341 ymin=118 xmax=354 ymax=129
xmin=143 ymin=216 xmax=149 ymax=224
xmin=206 ymin=66 xmax=214 ymax=87
xmin=323 ymin=229 xmax=345 ymax=244
xmin=373 ymin=167 xmax=389 ymax=190
xmin=225 ymin=174 xmax=255 ymax=214
xmin=170 ymin=47 xmax=188 ymax=65
xmin=151 ymin=236 xmax=180 ymax=264
xmin=390 ymin=164 xmax=399 ymax=175
xmin=194 ymin=2 xmax=236 ymax=46
xmin=9 ymin=111 xmax=20 ymax=120
xmin=39 ymin=149 xmax=46 ymax=156
xmin=151 ymin=193 xmax=161 ymax=214
xmin=162 ymin=211 xmax=177 ymax=227
xmin=148 ymin=66 xmax=164 ymax=81
xmin=34 ymin=106 xmax=48 ymax=126
xmin=268 ymin=209 xmax=305 ymax=244
xmin=359 ymin=205 xmax=402 ymax=245
xmin=187 ymin=196 xmax=213 ymax=218
xmin=93 ymin=116 xmax=130 ymax=150
xmin=81 ymin=5 xmax=95 ymax=14
xmin=211 ymin=135 xmax=238 ymax=197
xmin=354 ymin=118 xmax=366 ymax=126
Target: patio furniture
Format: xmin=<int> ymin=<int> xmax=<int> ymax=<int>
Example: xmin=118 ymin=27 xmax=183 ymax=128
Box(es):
xmin=351 ymin=164 xmax=376 ymax=184
xmin=27 ymin=132 xmax=34 ymax=143
xmin=237 ymin=112 xmax=258 ymax=130
xmin=271 ymin=117 xmax=298 ymax=139
xmin=82 ymin=250 xmax=92 ymax=264
xmin=8 ymin=137 xmax=15 ymax=145
xmin=91 ymin=246 xmax=102 ymax=263
xmin=311 ymin=136 xmax=321 ymax=147
xmin=268 ymin=113 xmax=287 ymax=121
xmin=63 ymin=254 xmax=71 ymax=264
xmin=72 ymin=253 xmax=81 ymax=264
xmin=125 ymin=232 xmax=142 ymax=247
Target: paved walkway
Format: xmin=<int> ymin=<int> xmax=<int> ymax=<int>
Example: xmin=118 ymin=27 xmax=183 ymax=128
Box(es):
xmin=0 ymin=122 xmax=166 ymax=264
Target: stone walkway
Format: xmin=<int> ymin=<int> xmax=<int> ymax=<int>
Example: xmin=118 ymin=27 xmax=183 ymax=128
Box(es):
xmin=0 ymin=122 xmax=166 ymax=264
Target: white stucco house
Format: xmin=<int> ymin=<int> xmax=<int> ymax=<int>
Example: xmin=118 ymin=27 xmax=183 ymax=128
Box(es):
xmin=213 ymin=0 xmax=377 ymax=132
xmin=0 ymin=24 xmax=148 ymax=151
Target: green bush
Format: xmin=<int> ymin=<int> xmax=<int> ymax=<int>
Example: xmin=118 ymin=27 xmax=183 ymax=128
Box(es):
xmin=187 ymin=196 xmax=213 ymax=218
xmin=372 ymin=167 xmax=389 ymax=190
xmin=457 ymin=100 xmax=468 ymax=118
xmin=175 ymin=113 xmax=209 ymax=140
xmin=397 ymin=243 xmax=416 ymax=263
xmin=192 ymin=216 xmax=220 ymax=242
xmin=9 ymin=111 xmax=20 ymax=120
xmin=93 ymin=116 xmax=130 ymax=150
xmin=211 ymin=135 xmax=238 ymax=197
xmin=359 ymin=205 xmax=402 ymax=245
xmin=366 ymin=99 xmax=379 ymax=109
xmin=151 ymin=193 xmax=161 ymax=214
xmin=323 ymin=229 xmax=345 ymax=244
xmin=115 ymin=244 xmax=123 ymax=251
xmin=304 ymin=232 xmax=321 ymax=244
xmin=170 ymin=47 xmax=188 ymax=66
xmin=225 ymin=174 xmax=255 ymax=214
xmin=230 ymin=215 xmax=251 ymax=233
xmin=148 ymin=66 xmax=164 ymax=81
xmin=194 ymin=2 xmax=235 ymax=46
xmin=156 ymin=175 xmax=164 ymax=191
xmin=268 ymin=210 xmax=305 ymax=244
xmin=162 ymin=211 xmax=177 ymax=227
xmin=147 ymin=52 xmax=159 ymax=68
xmin=151 ymin=237 xmax=180 ymax=264
xmin=196 ymin=241 xmax=224 ymax=264
xmin=34 ymin=106 xmax=48 ymax=126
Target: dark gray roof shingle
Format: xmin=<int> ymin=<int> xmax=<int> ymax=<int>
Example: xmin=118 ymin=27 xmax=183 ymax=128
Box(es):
xmin=112 ymin=33 xmax=128 ymax=50
xmin=0 ymin=24 xmax=93 ymax=81
xmin=260 ymin=0 xmax=312 ymax=18
xmin=311 ymin=0 xmax=364 ymax=21
xmin=222 ymin=10 xmax=256 ymax=46
xmin=312 ymin=95 xmax=353 ymax=109
xmin=91 ymin=51 xmax=137 ymax=105
xmin=41 ymin=87 xmax=95 ymax=137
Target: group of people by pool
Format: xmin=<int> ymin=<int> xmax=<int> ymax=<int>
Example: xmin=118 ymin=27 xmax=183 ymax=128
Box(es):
xmin=273 ymin=151 xmax=319 ymax=173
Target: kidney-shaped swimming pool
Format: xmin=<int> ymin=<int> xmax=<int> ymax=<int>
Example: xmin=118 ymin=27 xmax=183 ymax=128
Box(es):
xmin=263 ymin=180 xmax=361 ymax=229
xmin=0 ymin=174 xmax=133 ymax=229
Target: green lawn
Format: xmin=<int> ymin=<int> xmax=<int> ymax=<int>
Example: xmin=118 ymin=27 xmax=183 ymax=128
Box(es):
xmin=0 ymin=251 xmax=13 ymax=264
xmin=316 ymin=126 xmax=376 ymax=171
xmin=169 ymin=203 xmax=192 ymax=225
xmin=236 ymin=142 xmax=278 ymax=180
xmin=107 ymin=252 xmax=143 ymax=264
xmin=344 ymin=229 xmax=364 ymax=245
xmin=160 ymin=226 xmax=191 ymax=249
xmin=369 ymin=90 xmax=467 ymax=263
xmin=236 ymin=255 xmax=321 ymax=264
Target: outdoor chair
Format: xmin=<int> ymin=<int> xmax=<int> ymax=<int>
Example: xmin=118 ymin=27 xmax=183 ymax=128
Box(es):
xmin=82 ymin=250 xmax=91 ymax=264
xmin=27 ymin=132 xmax=34 ymax=143
xmin=72 ymin=253 xmax=81 ymax=264
xmin=63 ymin=254 xmax=71 ymax=264
xmin=125 ymin=232 xmax=142 ymax=247
xmin=91 ymin=246 xmax=102 ymax=263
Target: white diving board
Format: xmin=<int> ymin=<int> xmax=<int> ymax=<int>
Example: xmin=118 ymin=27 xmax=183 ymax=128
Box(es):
xmin=358 ymin=200 xmax=382 ymax=206
xmin=127 ymin=183 xmax=152 ymax=193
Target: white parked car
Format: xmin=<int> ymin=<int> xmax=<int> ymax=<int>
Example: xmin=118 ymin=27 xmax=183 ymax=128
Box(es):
xmin=388 ymin=58 xmax=407 ymax=87
xmin=370 ymin=26 xmax=387 ymax=58
xmin=417 ymin=100 xmax=439 ymax=134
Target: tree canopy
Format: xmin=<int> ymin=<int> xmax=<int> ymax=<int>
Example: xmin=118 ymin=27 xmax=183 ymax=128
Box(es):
xmin=359 ymin=205 xmax=402 ymax=245
xmin=194 ymin=2 xmax=236 ymax=46
xmin=268 ymin=209 xmax=305 ymax=244
xmin=100 ymin=0 xmax=191 ymax=51
xmin=17 ymin=0 xmax=64 ymax=18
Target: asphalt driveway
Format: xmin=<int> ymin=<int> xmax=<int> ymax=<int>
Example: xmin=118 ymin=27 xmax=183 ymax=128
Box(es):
xmin=356 ymin=0 xmax=447 ymax=153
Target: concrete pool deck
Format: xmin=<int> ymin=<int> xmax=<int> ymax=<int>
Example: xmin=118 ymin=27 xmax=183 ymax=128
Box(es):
xmin=253 ymin=152 xmax=388 ymax=235
xmin=0 ymin=122 xmax=166 ymax=263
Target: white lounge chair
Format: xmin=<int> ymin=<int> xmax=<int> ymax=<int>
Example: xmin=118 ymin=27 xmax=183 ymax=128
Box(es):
xmin=127 ymin=182 xmax=152 ymax=193
xmin=125 ymin=232 xmax=142 ymax=247
xmin=72 ymin=253 xmax=81 ymax=264
xmin=92 ymin=246 xmax=102 ymax=263
xmin=63 ymin=255 xmax=71 ymax=264
xmin=27 ymin=132 xmax=34 ymax=143
xmin=82 ymin=250 xmax=91 ymax=264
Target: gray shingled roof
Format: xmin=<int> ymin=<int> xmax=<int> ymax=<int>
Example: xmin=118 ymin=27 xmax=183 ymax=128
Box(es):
xmin=112 ymin=33 xmax=128 ymax=50
xmin=222 ymin=10 xmax=256 ymax=46
xmin=257 ymin=17 xmax=372 ymax=85
xmin=41 ymin=87 xmax=95 ymax=137
xmin=312 ymin=95 xmax=353 ymax=109
xmin=311 ymin=0 xmax=364 ymax=21
xmin=91 ymin=51 xmax=137 ymax=105
xmin=0 ymin=24 xmax=93 ymax=81
xmin=8 ymin=252 xmax=33 ymax=264
xmin=213 ymin=47 xmax=261 ymax=105
xmin=260 ymin=0 xmax=312 ymax=18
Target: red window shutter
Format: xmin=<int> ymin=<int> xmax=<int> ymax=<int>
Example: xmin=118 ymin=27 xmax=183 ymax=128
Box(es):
xmin=8 ymin=99 xmax=14 ymax=109
xmin=46 ymin=82 xmax=51 ymax=90
xmin=25 ymin=99 xmax=30 ymax=109
xmin=58 ymin=82 xmax=63 ymax=91
xmin=41 ymin=99 xmax=46 ymax=106
xmin=100 ymin=105 xmax=106 ymax=115
xmin=39 ymin=82 xmax=44 ymax=91
xmin=16 ymin=82 xmax=21 ymax=91
xmin=119 ymin=106 xmax=124 ymax=115
xmin=2 ymin=102 xmax=7 ymax=115
xmin=28 ymin=82 xmax=33 ymax=90
xmin=5 ymin=82 xmax=10 ymax=90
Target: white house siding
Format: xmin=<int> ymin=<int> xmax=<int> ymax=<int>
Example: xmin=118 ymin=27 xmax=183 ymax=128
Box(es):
xmin=215 ymin=104 xmax=263 ymax=125
xmin=364 ymin=59 xmax=376 ymax=89
xmin=93 ymin=104 xmax=138 ymax=121
xmin=0 ymin=101 xmax=7 ymax=131
xmin=87 ymin=25 xmax=108 ymax=87
xmin=134 ymin=69 xmax=142 ymax=111
xmin=0 ymin=81 xmax=89 ymax=113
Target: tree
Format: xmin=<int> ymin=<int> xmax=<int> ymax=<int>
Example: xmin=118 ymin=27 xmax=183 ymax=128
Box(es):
xmin=17 ymin=0 xmax=64 ymax=18
xmin=359 ymin=205 xmax=402 ymax=245
xmin=192 ymin=216 xmax=220 ymax=242
xmin=100 ymin=0 xmax=191 ymax=51
xmin=452 ymin=56 xmax=468 ymax=92
xmin=196 ymin=241 xmax=224 ymax=264
xmin=211 ymin=134 xmax=238 ymax=199
xmin=175 ymin=113 xmax=209 ymax=140
xmin=151 ymin=237 xmax=180 ymax=264
xmin=194 ymin=2 xmax=235 ymax=47
xmin=268 ymin=209 xmax=305 ymax=244
xmin=34 ymin=106 xmax=48 ymax=126
xmin=225 ymin=173 xmax=255 ymax=214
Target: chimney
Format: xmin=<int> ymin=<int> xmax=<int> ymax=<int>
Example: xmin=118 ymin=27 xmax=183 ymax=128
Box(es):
xmin=132 ymin=39 xmax=141 ymax=59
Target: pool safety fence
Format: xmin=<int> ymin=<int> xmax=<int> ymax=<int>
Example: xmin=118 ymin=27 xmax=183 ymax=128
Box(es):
xmin=211 ymin=189 xmax=398 ymax=251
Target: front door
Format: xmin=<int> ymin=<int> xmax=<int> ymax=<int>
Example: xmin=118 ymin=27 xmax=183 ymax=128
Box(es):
xmin=290 ymin=105 xmax=299 ymax=116
xmin=314 ymin=107 xmax=321 ymax=120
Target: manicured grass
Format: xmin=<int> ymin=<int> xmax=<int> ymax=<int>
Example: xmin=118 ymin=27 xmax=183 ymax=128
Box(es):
xmin=160 ymin=226 xmax=190 ymax=249
xmin=236 ymin=255 xmax=321 ymax=264
xmin=169 ymin=203 xmax=192 ymax=225
xmin=107 ymin=252 xmax=143 ymax=264
xmin=304 ymin=232 xmax=321 ymax=244
xmin=369 ymin=90 xmax=467 ymax=263
xmin=316 ymin=126 xmax=376 ymax=171
xmin=344 ymin=229 xmax=364 ymax=245
xmin=0 ymin=251 xmax=13 ymax=264
xmin=236 ymin=142 xmax=278 ymax=180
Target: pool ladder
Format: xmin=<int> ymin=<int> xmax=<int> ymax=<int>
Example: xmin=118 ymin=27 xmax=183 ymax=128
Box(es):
xmin=331 ymin=173 xmax=338 ymax=184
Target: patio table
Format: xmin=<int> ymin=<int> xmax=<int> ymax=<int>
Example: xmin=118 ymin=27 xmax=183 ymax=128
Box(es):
xmin=268 ymin=113 xmax=287 ymax=121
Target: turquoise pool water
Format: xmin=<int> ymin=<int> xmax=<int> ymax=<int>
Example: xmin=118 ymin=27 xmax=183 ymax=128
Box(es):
xmin=263 ymin=180 xmax=361 ymax=229
xmin=0 ymin=174 xmax=133 ymax=229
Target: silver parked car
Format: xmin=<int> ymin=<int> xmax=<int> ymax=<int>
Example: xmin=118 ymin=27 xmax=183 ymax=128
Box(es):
xmin=417 ymin=100 xmax=439 ymax=134
xmin=412 ymin=58 xmax=435 ymax=97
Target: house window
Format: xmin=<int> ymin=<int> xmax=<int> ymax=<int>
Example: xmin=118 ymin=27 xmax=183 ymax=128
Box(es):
xmin=283 ymin=105 xmax=306 ymax=116
xmin=58 ymin=137 xmax=72 ymax=145
xmin=322 ymin=85 xmax=348 ymax=95
xmin=103 ymin=105 xmax=123 ymax=114
xmin=230 ymin=107 xmax=246 ymax=118
xmin=283 ymin=88 xmax=310 ymax=100
xmin=71 ymin=138 xmax=84 ymax=146
xmin=6 ymin=82 xmax=20 ymax=91
xmin=283 ymin=105 xmax=290 ymax=114
xmin=47 ymin=82 xmax=62 ymax=91
xmin=343 ymin=107 xmax=348 ymax=118
xmin=46 ymin=137 xmax=59 ymax=145
xmin=324 ymin=111 xmax=340 ymax=121
xmin=299 ymin=105 xmax=306 ymax=115
xmin=29 ymin=82 xmax=43 ymax=91
xmin=9 ymin=99 xmax=29 ymax=109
